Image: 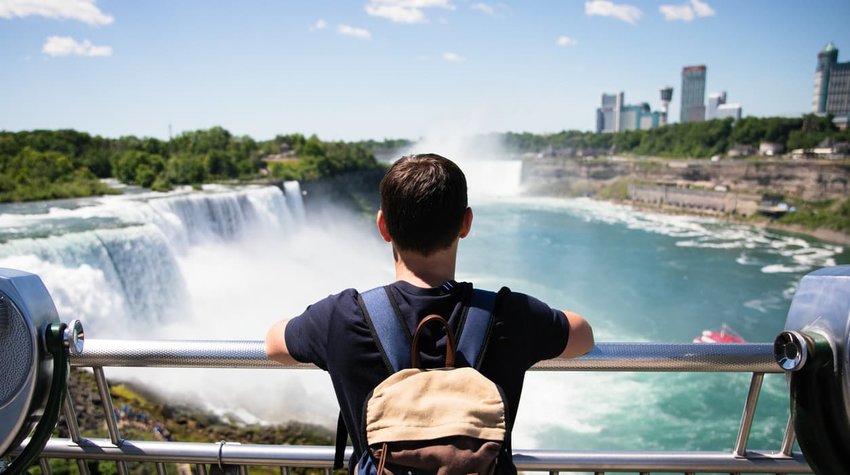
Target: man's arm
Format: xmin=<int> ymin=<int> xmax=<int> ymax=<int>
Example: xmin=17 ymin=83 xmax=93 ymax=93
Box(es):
xmin=560 ymin=311 xmax=594 ymax=358
xmin=264 ymin=319 xmax=299 ymax=364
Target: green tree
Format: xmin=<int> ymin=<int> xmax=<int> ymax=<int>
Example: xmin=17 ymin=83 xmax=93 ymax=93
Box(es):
xmin=166 ymin=154 xmax=208 ymax=184
xmin=113 ymin=151 xmax=166 ymax=187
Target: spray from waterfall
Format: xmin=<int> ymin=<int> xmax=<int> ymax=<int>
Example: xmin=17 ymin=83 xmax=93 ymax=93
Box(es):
xmin=0 ymin=183 xmax=392 ymax=426
xmin=399 ymin=130 xmax=524 ymax=198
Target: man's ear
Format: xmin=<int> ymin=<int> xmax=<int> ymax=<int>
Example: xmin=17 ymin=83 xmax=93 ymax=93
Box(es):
xmin=376 ymin=209 xmax=392 ymax=242
xmin=459 ymin=207 xmax=473 ymax=238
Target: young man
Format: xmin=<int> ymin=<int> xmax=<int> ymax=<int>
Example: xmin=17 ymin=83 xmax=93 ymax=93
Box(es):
xmin=265 ymin=153 xmax=594 ymax=473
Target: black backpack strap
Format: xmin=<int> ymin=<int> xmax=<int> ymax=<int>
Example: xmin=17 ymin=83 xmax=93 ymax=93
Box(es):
xmin=456 ymin=288 xmax=497 ymax=369
xmin=333 ymin=412 xmax=348 ymax=470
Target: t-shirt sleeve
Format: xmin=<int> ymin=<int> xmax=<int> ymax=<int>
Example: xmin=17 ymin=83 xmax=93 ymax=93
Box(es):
xmin=284 ymin=291 xmax=354 ymax=370
xmin=500 ymin=289 xmax=570 ymax=366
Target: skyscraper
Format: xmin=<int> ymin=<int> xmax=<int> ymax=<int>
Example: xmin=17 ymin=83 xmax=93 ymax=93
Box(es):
xmin=595 ymin=92 xmax=665 ymax=133
xmin=707 ymin=92 xmax=726 ymax=120
xmin=813 ymin=42 xmax=850 ymax=116
xmin=707 ymin=91 xmax=742 ymax=121
xmin=680 ymin=65 xmax=706 ymax=123
xmin=596 ymin=92 xmax=622 ymax=133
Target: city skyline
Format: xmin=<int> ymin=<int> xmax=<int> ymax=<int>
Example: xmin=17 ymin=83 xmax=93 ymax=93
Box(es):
xmin=1 ymin=0 xmax=849 ymax=142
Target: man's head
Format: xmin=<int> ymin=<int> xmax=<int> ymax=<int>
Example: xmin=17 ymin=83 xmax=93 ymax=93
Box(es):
xmin=379 ymin=153 xmax=469 ymax=256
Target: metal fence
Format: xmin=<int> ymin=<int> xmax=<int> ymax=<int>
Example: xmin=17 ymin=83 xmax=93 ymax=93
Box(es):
xmin=19 ymin=339 xmax=811 ymax=475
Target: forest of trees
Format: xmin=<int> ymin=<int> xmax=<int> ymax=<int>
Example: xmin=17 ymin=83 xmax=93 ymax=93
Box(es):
xmin=1 ymin=114 xmax=848 ymax=203
xmin=504 ymin=114 xmax=850 ymax=158
xmin=0 ymin=127 xmax=386 ymax=202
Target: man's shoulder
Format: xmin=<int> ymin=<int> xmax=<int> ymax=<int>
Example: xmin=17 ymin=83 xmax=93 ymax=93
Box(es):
xmin=286 ymin=288 xmax=363 ymax=329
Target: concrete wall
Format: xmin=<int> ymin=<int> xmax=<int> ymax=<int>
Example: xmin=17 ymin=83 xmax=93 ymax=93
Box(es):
xmin=627 ymin=183 xmax=759 ymax=216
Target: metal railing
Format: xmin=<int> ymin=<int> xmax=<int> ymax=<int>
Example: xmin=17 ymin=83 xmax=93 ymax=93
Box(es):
xmin=19 ymin=339 xmax=812 ymax=474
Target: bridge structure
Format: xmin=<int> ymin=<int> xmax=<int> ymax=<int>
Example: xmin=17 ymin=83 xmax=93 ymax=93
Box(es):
xmin=4 ymin=266 xmax=850 ymax=475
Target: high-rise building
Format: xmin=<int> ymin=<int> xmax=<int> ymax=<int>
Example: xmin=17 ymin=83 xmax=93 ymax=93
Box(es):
xmin=707 ymin=92 xmax=726 ymax=120
xmin=707 ymin=91 xmax=742 ymax=121
xmin=680 ymin=65 xmax=707 ymax=123
xmin=813 ymin=42 xmax=850 ymax=116
xmin=596 ymin=92 xmax=622 ymax=133
xmin=716 ymin=103 xmax=742 ymax=121
xmin=595 ymin=92 xmax=664 ymax=133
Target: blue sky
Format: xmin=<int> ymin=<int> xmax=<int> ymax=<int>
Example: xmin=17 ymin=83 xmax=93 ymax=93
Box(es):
xmin=1 ymin=0 xmax=849 ymax=141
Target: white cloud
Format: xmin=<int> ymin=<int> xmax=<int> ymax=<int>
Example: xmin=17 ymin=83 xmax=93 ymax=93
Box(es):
xmin=471 ymin=3 xmax=495 ymax=15
xmin=337 ymin=24 xmax=371 ymax=39
xmin=310 ymin=19 xmax=328 ymax=31
xmin=690 ymin=0 xmax=715 ymax=17
xmin=584 ymin=0 xmax=642 ymax=25
xmin=556 ymin=36 xmax=577 ymax=47
xmin=442 ymin=52 xmax=464 ymax=63
xmin=660 ymin=0 xmax=715 ymax=21
xmin=0 ymin=0 xmax=113 ymax=25
xmin=365 ymin=0 xmax=455 ymax=24
xmin=659 ymin=3 xmax=693 ymax=21
xmin=42 ymin=35 xmax=111 ymax=57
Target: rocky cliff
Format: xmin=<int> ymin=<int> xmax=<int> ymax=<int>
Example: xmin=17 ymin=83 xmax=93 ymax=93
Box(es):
xmin=522 ymin=156 xmax=850 ymax=202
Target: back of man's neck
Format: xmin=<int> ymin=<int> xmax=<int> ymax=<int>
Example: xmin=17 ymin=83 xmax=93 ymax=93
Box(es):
xmin=394 ymin=247 xmax=458 ymax=288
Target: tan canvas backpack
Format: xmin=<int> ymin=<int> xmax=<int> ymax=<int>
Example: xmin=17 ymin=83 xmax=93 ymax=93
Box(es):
xmin=336 ymin=285 xmax=507 ymax=475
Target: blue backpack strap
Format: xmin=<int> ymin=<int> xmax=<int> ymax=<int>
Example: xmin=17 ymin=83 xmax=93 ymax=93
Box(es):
xmin=456 ymin=288 xmax=497 ymax=369
xmin=359 ymin=286 xmax=411 ymax=373
xmin=336 ymin=286 xmax=411 ymax=470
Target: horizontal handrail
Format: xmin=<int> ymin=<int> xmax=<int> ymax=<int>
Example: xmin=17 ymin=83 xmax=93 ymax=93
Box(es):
xmin=18 ymin=438 xmax=810 ymax=473
xmin=35 ymin=338 xmax=808 ymax=474
xmin=72 ymin=339 xmax=781 ymax=372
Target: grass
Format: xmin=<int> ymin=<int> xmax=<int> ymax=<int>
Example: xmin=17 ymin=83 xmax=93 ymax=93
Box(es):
xmin=779 ymin=197 xmax=850 ymax=234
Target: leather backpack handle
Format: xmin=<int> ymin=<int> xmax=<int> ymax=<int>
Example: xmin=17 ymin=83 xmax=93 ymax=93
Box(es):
xmin=411 ymin=314 xmax=456 ymax=368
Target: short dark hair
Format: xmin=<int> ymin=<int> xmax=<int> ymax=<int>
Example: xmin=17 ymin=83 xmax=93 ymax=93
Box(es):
xmin=379 ymin=154 xmax=468 ymax=255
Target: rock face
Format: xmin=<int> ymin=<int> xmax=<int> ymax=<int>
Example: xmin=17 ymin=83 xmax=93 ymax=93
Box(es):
xmin=60 ymin=369 xmax=333 ymax=446
xmin=301 ymin=169 xmax=384 ymax=217
xmin=522 ymin=157 xmax=850 ymax=202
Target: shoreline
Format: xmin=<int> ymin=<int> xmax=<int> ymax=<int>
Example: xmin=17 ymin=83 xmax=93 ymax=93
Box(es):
xmin=606 ymin=198 xmax=850 ymax=247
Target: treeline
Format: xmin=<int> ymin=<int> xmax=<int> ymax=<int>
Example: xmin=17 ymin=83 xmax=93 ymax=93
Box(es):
xmin=504 ymin=114 xmax=850 ymax=158
xmin=265 ymin=133 xmax=385 ymax=181
xmin=0 ymin=127 xmax=388 ymax=202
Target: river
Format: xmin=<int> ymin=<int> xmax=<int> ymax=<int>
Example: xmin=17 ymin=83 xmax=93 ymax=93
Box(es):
xmin=0 ymin=162 xmax=845 ymax=453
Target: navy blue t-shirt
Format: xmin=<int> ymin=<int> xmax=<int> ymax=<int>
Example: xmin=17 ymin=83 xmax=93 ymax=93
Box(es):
xmin=284 ymin=280 xmax=569 ymax=471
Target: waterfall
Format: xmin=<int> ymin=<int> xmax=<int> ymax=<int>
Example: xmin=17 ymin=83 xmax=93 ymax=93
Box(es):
xmin=0 ymin=183 xmax=305 ymax=336
xmin=463 ymin=160 xmax=523 ymax=197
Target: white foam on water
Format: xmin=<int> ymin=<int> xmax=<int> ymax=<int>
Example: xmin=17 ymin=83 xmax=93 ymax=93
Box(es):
xmin=495 ymin=196 xmax=841 ymax=276
xmin=0 ymin=178 xmax=825 ymax=449
xmin=511 ymin=372 xmax=656 ymax=448
xmin=761 ymin=264 xmax=811 ymax=274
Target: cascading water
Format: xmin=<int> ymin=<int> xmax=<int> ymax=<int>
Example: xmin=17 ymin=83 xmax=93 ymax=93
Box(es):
xmin=0 ymin=168 xmax=845 ymax=450
xmin=0 ymin=183 xmax=306 ymax=337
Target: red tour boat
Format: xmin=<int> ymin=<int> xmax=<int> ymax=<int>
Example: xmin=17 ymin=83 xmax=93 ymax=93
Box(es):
xmin=693 ymin=323 xmax=746 ymax=343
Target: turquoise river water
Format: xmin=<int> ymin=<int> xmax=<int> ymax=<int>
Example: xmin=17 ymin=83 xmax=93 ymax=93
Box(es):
xmin=0 ymin=165 xmax=846 ymax=457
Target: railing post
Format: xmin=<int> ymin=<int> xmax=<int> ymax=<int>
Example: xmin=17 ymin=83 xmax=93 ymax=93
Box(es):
xmin=734 ymin=372 xmax=764 ymax=457
xmin=62 ymin=387 xmax=91 ymax=475
xmin=780 ymin=414 xmax=796 ymax=456
xmin=93 ymin=366 xmax=128 ymax=475
xmin=38 ymin=457 xmax=50 ymax=475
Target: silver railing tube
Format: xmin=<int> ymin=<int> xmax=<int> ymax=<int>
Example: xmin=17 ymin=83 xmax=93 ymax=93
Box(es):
xmin=72 ymin=340 xmax=780 ymax=373
xmin=24 ymin=438 xmax=811 ymax=473
xmin=21 ymin=338 xmax=807 ymax=474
